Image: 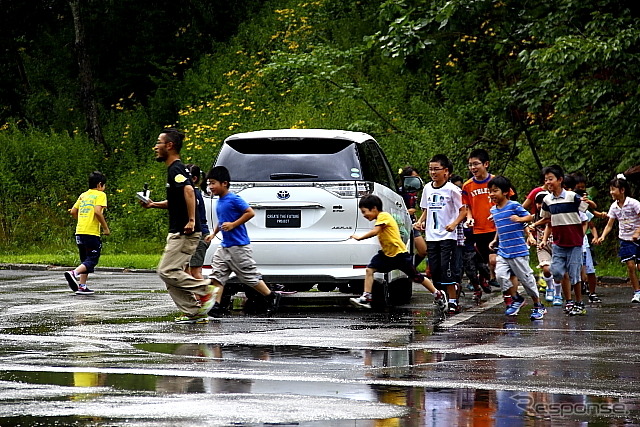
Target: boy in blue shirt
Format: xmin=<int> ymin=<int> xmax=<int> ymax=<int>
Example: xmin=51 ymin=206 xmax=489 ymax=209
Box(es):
xmin=205 ymin=166 xmax=281 ymax=315
xmin=488 ymin=176 xmax=545 ymax=320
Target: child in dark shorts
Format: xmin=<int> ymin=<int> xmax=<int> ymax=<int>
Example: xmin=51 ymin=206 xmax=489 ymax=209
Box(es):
xmin=349 ymin=194 xmax=446 ymax=310
xmin=64 ymin=171 xmax=110 ymax=295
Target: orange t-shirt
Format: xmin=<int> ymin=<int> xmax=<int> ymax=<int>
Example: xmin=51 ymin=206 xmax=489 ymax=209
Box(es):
xmin=462 ymin=174 xmax=507 ymax=234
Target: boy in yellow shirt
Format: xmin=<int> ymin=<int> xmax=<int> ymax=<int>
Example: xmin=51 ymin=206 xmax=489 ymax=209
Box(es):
xmin=65 ymin=171 xmax=110 ymax=295
xmin=349 ymin=194 xmax=446 ymax=311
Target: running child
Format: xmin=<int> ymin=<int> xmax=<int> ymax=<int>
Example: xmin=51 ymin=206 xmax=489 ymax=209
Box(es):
xmin=526 ymin=191 xmax=558 ymax=304
xmin=205 ymin=166 xmax=281 ymax=316
xmin=451 ymin=174 xmax=491 ymax=303
xmin=487 ymin=176 xmax=546 ymax=320
xmin=416 ymin=155 xmax=467 ymax=314
xmin=185 ymin=164 xmax=210 ymax=280
xmin=539 ymin=165 xmax=589 ymax=316
xmin=593 ymin=174 xmax=640 ymax=303
xmin=350 ymin=194 xmax=447 ymax=311
xmin=64 ymin=171 xmax=110 ymax=295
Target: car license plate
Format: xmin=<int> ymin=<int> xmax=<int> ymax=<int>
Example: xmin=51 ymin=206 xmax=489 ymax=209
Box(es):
xmin=265 ymin=210 xmax=301 ymax=228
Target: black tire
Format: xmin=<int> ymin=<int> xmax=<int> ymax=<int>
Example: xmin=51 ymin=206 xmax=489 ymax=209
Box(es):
xmin=388 ymin=277 xmax=413 ymax=305
xmin=317 ymin=283 xmax=337 ymax=292
xmin=338 ymin=283 xmax=351 ymax=293
xmin=346 ymin=280 xmax=364 ymax=294
xmin=371 ymin=279 xmax=389 ymax=310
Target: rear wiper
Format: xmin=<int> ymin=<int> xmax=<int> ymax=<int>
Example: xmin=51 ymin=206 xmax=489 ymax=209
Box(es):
xmin=270 ymin=173 xmax=319 ymax=180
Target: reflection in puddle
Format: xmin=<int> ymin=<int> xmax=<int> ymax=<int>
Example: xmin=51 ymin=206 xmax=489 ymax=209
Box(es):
xmin=1 ymin=341 xmax=638 ymax=425
xmin=0 ymin=369 xmax=637 ymax=426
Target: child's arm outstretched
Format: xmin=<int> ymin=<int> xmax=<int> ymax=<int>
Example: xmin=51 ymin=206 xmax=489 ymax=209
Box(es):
xmin=351 ymin=225 xmax=382 ymax=241
xmin=593 ymin=217 xmax=615 ymax=245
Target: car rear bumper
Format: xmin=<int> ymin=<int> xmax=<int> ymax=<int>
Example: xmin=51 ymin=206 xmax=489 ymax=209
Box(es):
xmin=202 ymin=239 xmax=388 ymax=283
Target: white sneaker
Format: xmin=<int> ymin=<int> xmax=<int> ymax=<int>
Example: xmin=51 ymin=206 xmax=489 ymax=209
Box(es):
xmin=350 ymin=295 xmax=372 ymax=309
xmin=434 ymin=290 xmax=447 ymax=310
xmin=632 ymin=292 xmax=640 ymax=303
xmin=545 ymin=287 xmax=555 ymax=302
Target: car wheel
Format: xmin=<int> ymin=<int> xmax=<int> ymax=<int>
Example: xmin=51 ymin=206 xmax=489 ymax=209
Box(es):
xmin=388 ymin=277 xmax=413 ymax=305
xmin=346 ymin=280 xmax=364 ymax=294
xmin=317 ymin=283 xmax=337 ymax=292
xmin=371 ymin=279 xmax=389 ymax=310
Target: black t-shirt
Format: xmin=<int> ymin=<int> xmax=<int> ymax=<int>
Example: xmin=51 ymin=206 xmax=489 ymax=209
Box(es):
xmin=166 ymin=160 xmax=201 ymax=234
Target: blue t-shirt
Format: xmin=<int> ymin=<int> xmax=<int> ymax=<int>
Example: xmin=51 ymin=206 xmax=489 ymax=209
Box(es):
xmin=490 ymin=200 xmax=530 ymax=258
xmin=216 ymin=192 xmax=251 ymax=247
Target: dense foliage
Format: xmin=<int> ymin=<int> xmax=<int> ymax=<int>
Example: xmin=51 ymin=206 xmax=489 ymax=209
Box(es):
xmin=0 ymin=0 xmax=638 ymax=253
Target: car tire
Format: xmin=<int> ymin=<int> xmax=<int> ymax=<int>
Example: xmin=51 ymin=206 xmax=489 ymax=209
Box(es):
xmin=388 ymin=277 xmax=413 ymax=306
xmin=345 ymin=280 xmax=364 ymax=294
xmin=317 ymin=283 xmax=337 ymax=292
xmin=371 ymin=279 xmax=389 ymax=311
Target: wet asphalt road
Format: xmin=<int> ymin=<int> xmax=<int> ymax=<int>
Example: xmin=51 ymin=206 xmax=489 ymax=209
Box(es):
xmin=1 ymin=268 xmax=640 ymax=426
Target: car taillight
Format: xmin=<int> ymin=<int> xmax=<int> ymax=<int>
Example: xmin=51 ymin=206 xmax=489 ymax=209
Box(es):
xmin=314 ymin=181 xmax=374 ymax=198
xmin=356 ymin=182 xmax=374 ymax=197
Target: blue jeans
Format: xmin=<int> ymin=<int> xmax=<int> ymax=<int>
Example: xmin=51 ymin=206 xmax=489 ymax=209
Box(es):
xmin=551 ymin=245 xmax=582 ymax=285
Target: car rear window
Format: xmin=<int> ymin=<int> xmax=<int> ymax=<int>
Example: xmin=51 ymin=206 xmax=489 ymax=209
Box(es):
xmin=215 ymin=138 xmax=363 ymax=181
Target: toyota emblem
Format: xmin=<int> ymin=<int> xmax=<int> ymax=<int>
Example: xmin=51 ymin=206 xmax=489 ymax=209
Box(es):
xmin=277 ymin=190 xmax=290 ymax=200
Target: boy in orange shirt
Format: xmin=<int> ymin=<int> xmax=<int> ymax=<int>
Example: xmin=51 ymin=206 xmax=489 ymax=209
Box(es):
xmin=462 ymin=149 xmax=500 ymax=288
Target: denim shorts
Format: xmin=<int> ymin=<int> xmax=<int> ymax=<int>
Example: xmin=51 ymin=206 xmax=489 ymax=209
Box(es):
xmin=551 ymin=245 xmax=582 ymax=285
xmin=582 ymin=248 xmax=595 ymax=274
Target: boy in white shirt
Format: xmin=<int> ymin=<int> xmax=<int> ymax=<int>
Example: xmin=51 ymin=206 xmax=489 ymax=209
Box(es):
xmin=416 ymin=154 xmax=467 ymax=314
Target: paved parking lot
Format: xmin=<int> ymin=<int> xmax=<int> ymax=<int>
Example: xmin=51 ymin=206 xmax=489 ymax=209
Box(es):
xmin=1 ymin=267 xmax=639 ymax=426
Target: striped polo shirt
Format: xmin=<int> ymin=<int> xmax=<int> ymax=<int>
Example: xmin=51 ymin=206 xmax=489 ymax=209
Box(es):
xmin=490 ymin=200 xmax=530 ymax=258
xmin=541 ymin=190 xmax=587 ymax=247
xmin=607 ymin=197 xmax=640 ymax=241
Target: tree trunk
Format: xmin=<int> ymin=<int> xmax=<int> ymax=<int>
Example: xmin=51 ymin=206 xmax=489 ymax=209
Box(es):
xmin=69 ymin=0 xmax=107 ymax=153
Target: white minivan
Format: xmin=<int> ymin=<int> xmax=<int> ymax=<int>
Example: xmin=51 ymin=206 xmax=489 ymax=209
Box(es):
xmin=202 ymin=129 xmax=416 ymax=307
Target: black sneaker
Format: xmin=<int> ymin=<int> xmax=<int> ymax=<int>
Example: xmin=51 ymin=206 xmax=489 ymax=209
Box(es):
xmin=588 ymin=293 xmax=602 ymax=303
xmin=447 ymin=301 xmax=460 ymax=315
xmin=479 ymin=277 xmax=492 ymax=293
xmin=64 ymin=270 xmax=79 ymax=292
xmin=266 ymin=291 xmax=282 ymax=315
xmin=75 ymin=286 xmax=95 ymax=295
xmin=208 ymin=302 xmax=228 ymax=318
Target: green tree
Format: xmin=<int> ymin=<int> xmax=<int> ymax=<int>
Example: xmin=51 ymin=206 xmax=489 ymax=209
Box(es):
xmin=372 ymin=0 xmax=640 ymax=188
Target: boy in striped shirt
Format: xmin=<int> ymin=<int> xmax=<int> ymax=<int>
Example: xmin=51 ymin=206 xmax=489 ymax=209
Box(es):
xmin=540 ymin=165 xmax=590 ymax=316
xmin=488 ymin=176 xmax=545 ymax=320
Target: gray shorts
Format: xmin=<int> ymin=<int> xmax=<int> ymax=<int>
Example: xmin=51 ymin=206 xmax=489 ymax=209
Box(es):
xmin=495 ymin=255 xmax=539 ymax=299
xmin=210 ymin=245 xmax=262 ymax=287
xmin=189 ymin=234 xmax=210 ymax=268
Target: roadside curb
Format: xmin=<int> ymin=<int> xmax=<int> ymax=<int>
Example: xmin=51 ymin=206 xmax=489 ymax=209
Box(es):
xmin=0 ymin=263 xmax=155 ymax=274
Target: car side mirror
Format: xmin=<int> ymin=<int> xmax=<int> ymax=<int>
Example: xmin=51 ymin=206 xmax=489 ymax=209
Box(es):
xmin=402 ymin=176 xmax=423 ymax=193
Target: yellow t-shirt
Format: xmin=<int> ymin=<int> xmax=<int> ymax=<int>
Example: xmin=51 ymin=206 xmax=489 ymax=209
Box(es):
xmin=375 ymin=212 xmax=407 ymax=257
xmin=73 ymin=189 xmax=107 ymax=236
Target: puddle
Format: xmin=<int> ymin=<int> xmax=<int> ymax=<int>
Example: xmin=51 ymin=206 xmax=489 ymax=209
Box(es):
xmin=0 ymin=370 xmax=637 ymax=426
